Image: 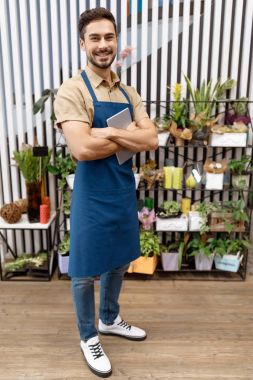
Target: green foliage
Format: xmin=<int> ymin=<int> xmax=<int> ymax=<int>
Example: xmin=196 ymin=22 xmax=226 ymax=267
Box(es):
xmin=157 ymin=200 xmax=181 ymax=217
xmin=33 ymin=89 xmax=57 ymax=121
xmin=168 ymin=83 xmax=188 ymax=128
xmin=228 ymin=155 xmax=251 ymax=175
xmin=184 ymin=75 xmax=236 ymax=117
xmin=13 ymin=145 xmax=52 ymax=183
xmin=231 ymin=97 xmax=248 ymax=116
xmin=4 ymin=253 xmax=47 ymax=271
xmin=63 ymin=191 xmax=71 ymax=215
xmin=140 ymin=231 xmax=160 ymax=258
xmin=48 ymin=153 xmax=76 ymax=189
xmin=187 ymin=234 xmax=213 ymax=257
xmin=226 ymin=238 xmax=250 ymax=254
xmin=59 ymin=233 xmax=70 ymax=256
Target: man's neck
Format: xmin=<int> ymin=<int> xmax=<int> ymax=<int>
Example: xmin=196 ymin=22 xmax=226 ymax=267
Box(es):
xmin=87 ymin=63 xmax=112 ymax=84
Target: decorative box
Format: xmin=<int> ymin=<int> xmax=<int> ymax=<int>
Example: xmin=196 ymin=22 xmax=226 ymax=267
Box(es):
xmin=205 ymin=172 xmax=224 ymax=190
xmin=156 ymin=215 xmax=188 ymax=231
xmin=209 ymin=212 xmax=245 ymax=232
xmin=214 ymin=253 xmax=243 ymax=273
xmin=210 ymin=133 xmax=247 ymax=147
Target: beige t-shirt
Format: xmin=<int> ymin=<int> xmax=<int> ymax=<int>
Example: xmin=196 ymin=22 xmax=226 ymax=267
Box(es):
xmin=54 ymin=66 xmax=149 ymax=128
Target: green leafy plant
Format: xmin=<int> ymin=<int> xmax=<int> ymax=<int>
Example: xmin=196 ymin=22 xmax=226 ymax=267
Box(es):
xmin=226 ymin=238 xmax=250 ymax=254
xmin=13 ymin=144 xmax=52 ymax=183
xmin=228 ymin=155 xmax=251 ymax=175
xmin=4 ymin=253 xmax=47 ymax=272
xmin=48 ymin=153 xmax=76 ymax=189
xmin=184 ymin=75 xmax=236 ymax=118
xmin=168 ymin=83 xmax=188 ymax=128
xmin=187 ymin=234 xmax=213 ymax=257
xmin=63 ymin=191 xmax=71 ymax=216
xmin=157 ymin=200 xmax=181 ymax=217
xmin=140 ymin=231 xmax=160 ymax=258
xmin=207 ymin=238 xmax=228 ymax=257
xmin=33 ymin=89 xmax=57 ymax=121
xmin=59 ymin=233 xmax=70 ymax=256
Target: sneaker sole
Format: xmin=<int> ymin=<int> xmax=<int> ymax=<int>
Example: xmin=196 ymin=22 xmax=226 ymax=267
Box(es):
xmin=80 ymin=347 xmax=112 ymax=378
xmin=98 ymin=331 xmax=147 ymax=341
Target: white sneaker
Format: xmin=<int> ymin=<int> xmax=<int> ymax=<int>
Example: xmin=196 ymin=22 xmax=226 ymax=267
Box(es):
xmin=80 ymin=336 xmax=112 ymax=378
xmin=98 ymin=315 xmax=147 ymax=341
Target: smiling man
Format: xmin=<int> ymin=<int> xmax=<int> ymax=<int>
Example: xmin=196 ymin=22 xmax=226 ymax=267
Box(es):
xmin=54 ymin=7 xmax=157 ymax=378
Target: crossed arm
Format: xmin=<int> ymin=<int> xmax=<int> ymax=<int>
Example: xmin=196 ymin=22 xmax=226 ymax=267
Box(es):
xmin=61 ymin=118 xmax=158 ymax=161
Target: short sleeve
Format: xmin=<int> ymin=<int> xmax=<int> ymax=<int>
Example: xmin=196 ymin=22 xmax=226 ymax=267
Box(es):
xmin=124 ymin=86 xmax=149 ymax=123
xmin=54 ymin=79 xmax=90 ymax=128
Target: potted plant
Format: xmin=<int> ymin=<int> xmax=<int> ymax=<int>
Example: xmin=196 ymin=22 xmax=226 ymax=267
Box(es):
xmin=13 ymin=144 xmax=52 ymax=222
xmin=213 ymin=237 xmax=249 ymax=273
xmin=187 ymin=234 xmax=214 ymax=271
xmin=228 ymin=155 xmax=251 ymax=189
xmin=128 ymin=231 xmax=160 ymax=275
xmin=153 ymin=116 xmax=170 ymax=146
xmin=167 ymin=84 xmax=192 ymax=146
xmin=161 ymin=241 xmax=184 ymax=271
xmin=156 ymin=200 xmax=188 ymax=231
xmin=58 ymin=233 xmax=70 ymax=274
xmin=139 ymin=160 xmax=163 ymax=190
xmin=138 ymin=207 xmax=156 ymax=230
xmin=225 ymin=97 xmax=251 ymax=125
xmin=48 ymin=153 xmax=76 ymax=190
xmin=4 ymin=252 xmax=48 ymax=275
xmin=184 ymin=75 xmax=236 ymax=145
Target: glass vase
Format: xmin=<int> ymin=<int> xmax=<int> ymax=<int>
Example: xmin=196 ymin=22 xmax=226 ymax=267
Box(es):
xmin=26 ymin=181 xmax=42 ymax=223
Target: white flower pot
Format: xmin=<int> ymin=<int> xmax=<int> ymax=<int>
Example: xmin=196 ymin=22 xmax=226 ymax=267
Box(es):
xmin=134 ymin=173 xmax=140 ymax=189
xmin=158 ymin=132 xmax=170 ymax=146
xmin=66 ymin=174 xmax=75 ymax=190
xmin=195 ymin=252 xmax=214 ymax=271
xmin=66 ymin=217 xmax=70 ymax=231
xmin=58 ymin=254 xmax=69 ymax=274
xmin=161 ymin=252 xmax=180 ymax=271
xmin=189 ymin=211 xmax=204 ymax=231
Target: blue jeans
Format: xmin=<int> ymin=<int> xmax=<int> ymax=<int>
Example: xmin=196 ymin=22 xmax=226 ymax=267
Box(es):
xmin=71 ymin=263 xmax=129 ymax=341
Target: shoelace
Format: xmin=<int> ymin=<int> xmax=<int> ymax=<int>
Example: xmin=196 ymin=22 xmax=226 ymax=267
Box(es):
xmin=88 ymin=342 xmax=104 ymax=360
xmin=117 ymin=319 xmax=131 ymax=331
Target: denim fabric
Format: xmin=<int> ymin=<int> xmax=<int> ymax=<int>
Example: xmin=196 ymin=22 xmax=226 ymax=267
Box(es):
xmin=71 ymin=263 xmax=129 ymax=341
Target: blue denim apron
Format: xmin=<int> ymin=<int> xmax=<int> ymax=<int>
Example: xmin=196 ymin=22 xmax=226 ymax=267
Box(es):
xmin=68 ymin=70 xmax=140 ymax=277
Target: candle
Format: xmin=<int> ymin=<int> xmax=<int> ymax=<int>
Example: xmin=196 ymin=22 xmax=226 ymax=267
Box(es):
xmin=40 ymin=204 xmax=50 ymax=224
xmin=181 ymin=198 xmax=191 ymax=214
xmin=173 ymin=167 xmax=183 ymax=189
xmin=164 ymin=167 xmax=173 ymax=189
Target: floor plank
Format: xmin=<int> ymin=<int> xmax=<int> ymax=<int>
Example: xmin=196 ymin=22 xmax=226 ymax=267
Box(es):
xmin=0 ymin=275 xmax=253 ymax=379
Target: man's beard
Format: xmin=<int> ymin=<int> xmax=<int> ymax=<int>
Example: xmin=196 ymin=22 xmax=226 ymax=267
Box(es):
xmin=87 ymin=49 xmax=116 ymax=69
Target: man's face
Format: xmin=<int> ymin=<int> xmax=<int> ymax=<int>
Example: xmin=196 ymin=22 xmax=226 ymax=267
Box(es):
xmin=80 ymin=19 xmax=117 ymax=69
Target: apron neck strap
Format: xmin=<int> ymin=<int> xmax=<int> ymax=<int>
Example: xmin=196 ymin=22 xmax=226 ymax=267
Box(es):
xmin=119 ymin=87 xmax=131 ymax=104
xmin=81 ymin=70 xmax=98 ymax=102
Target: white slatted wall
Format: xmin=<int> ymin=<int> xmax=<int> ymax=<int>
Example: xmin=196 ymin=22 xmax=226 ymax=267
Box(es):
xmin=0 ymin=0 xmax=253 ymax=255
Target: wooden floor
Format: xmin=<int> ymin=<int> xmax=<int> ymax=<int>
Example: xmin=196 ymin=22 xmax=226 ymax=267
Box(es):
xmin=1 ymin=275 xmax=253 ymax=380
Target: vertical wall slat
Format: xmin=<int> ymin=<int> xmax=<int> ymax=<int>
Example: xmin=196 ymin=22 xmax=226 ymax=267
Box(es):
xmin=50 ymin=0 xmax=61 ymax=88
xmin=130 ymin=0 xmax=138 ymax=89
xmin=120 ymin=0 xmax=128 ymax=84
xmin=220 ymin=0 xmax=233 ymax=81
xmin=181 ymin=0 xmax=191 ymax=96
xmin=200 ymin=0 xmax=212 ymax=82
xmin=170 ymin=0 xmax=180 ymax=87
xmin=230 ymin=0 xmax=244 ymax=99
xmin=29 ymin=0 xmax=44 ymax=145
xmin=190 ymin=0 xmax=201 ymax=87
xmin=160 ymin=0 xmax=169 ymax=103
xmin=239 ymin=0 xmax=253 ymax=97
xmin=210 ymin=0 xmax=222 ymax=82
xmin=141 ymin=0 xmax=148 ymax=102
xmin=60 ymin=0 xmax=71 ymax=80
xmin=70 ymin=0 xmax=79 ymax=75
xmin=150 ymin=0 xmax=159 ymax=118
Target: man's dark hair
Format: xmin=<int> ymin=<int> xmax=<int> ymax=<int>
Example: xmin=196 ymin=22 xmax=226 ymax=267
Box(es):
xmin=79 ymin=7 xmax=117 ymax=40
